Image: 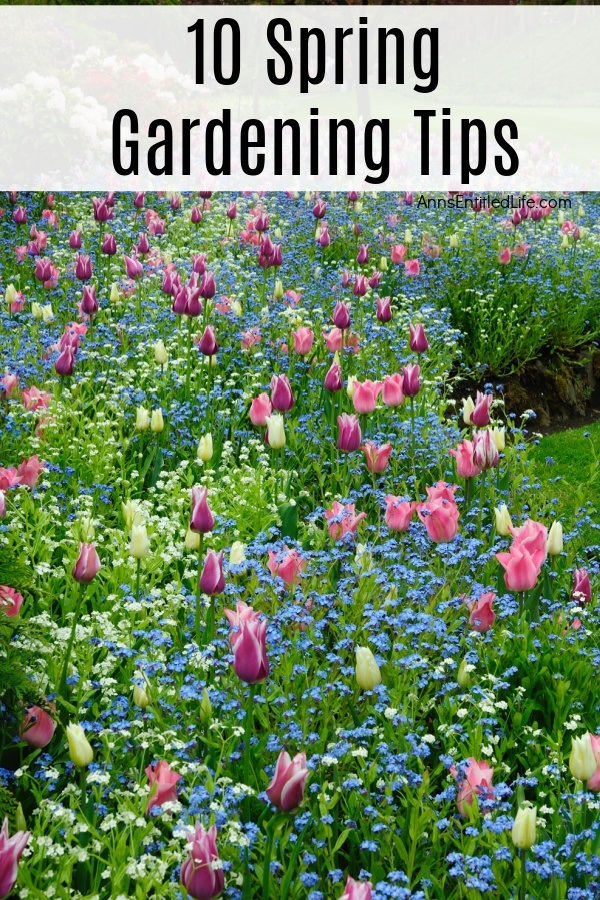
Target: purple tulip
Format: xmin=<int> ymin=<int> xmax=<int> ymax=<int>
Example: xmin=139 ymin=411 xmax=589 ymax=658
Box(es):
xmin=34 ymin=257 xmax=52 ymax=282
xmin=332 ymin=301 xmax=351 ymax=331
xmin=270 ymin=374 xmax=294 ymax=412
xmin=198 ymin=326 xmax=218 ymax=357
xmin=55 ymin=347 xmax=75 ymax=377
xmin=92 ymin=197 xmax=113 ymax=222
xmin=81 ymin=285 xmax=98 ymax=317
xmin=376 ymin=297 xmax=392 ymax=323
xmin=72 ymin=543 xmax=101 ymax=584
xmin=75 ymin=255 xmax=92 ymax=282
xmin=266 ymin=750 xmax=309 ymax=812
xmin=402 ymin=364 xmax=421 ymax=397
xmin=324 ymin=360 xmax=343 ymax=393
xmin=190 ymin=206 xmax=203 ymax=224
xmin=180 ymin=823 xmax=224 ymax=900
xmin=572 ymin=568 xmax=592 ymax=606
xmin=337 ymin=413 xmax=361 ymax=452
xmin=357 ymin=243 xmax=369 ymax=265
xmin=69 ymin=230 xmax=82 ymax=249
xmin=471 ymin=391 xmax=493 ymax=427
xmin=472 ymin=429 xmax=499 ymax=470
xmin=124 ymin=254 xmax=143 ymax=279
xmin=409 ymin=323 xmax=429 ymax=353
xmin=190 ymin=487 xmax=214 ymax=534
xmin=200 ymin=550 xmax=225 ymax=596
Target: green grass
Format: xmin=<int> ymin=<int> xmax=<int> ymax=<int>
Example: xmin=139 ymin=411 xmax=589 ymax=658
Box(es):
xmin=530 ymin=420 xmax=600 ymax=539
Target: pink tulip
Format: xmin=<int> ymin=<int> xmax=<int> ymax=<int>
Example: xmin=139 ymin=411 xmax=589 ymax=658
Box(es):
xmin=200 ymin=550 xmax=225 ymax=596
xmin=124 ymin=254 xmax=143 ymax=279
xmin=267 ymin=546 xmax=306 ymax=588
xmin=572 ymin=568 xmax=592 ymax=606
xmin=16 ymin=456 xmax=45 ymax=489
xmin=227 ymin=202 xmax=237 ymax=220
xmin=1 ymin=374 xmax=18 ymax=398
xmin=409 ymin=323 xmax=429 ymax=353
xmin=224 ymin=600 xmax=260 ymax=647
xmin=368 ymin=271 xmax=381 ymax=290
xmin=451 ymin=758 xmax=494 ymax=816
xmin=385 ymin=497 xmax=416 ymax=532
xmin=180 ymin=823 xmax=224 ymax=900
xmin=382 ymin=373 xmax=404 ymax=407
xmin=198 ymin=326 xmax=218 ymax=357
xmin=34 ymin=257 xmax=52 ymax=282
xmin=13 ymin=206 xmax=27 ymax=225
xmin=353 ymin=274 xmax=368 ymax=296
xmin=324 ymin=328 xmax=344 ymax=352
xmin=361 ymin=441 xmax=393 ymax=473
xmin=339 ymin=875 xmax=373 ymax=900
xmin=200 ymin=272 xmax=216 ymax=298
xmin=249 ymin=393 xmax=272 ymax=427
xmin=352 ymin=379 xmax=382 ymax=414
xmin=21 ymin=387 xmax=51 ymax=411
xmin=449 ymin=440 xmax=482 ymax=479
xmin=333 ymin=301 xmax=351 ymax=331
xmin=402 ymin=364 xmax=421 ymax=397
xmin=509 ymin=519 xmax=548 ymax=569
xmin=190 ymin=487 xmax=214 ymax=534
xmin=313 ymin=199 xmax=327 ymax=219
xmin=20 ymin=704 xmax=56 ymax=749
xmin=405 ymin=259 xmax=420 ymax=277
xmin=472 ymin=430 xmax=499 ymax=470
xmin=292 ymin=327 xmax=314 ymax=355
xmin=498 ymin=247 xmax=512 ymax=265
xmin=468 ymin=592 xmax=496 ymax=632
xmin=191 ymin=206 xmax=203 ymax=224
xmin=391 ymin=244 xmax=407 ymax=264
xmin=266 ymin=750 xmax=309 ymax=812
xmin=232 ymin=617 xmax=269 ymax=684
xmin=134 ymin=192 xmax=146 ymax=208
xmin=75 ymin=255 xmax=92 ymax=281
xmin=318 ymin=225 xmax=331 ymax=247
xmin=337 ymin=413 xmax=361 ymax=452
xmin=325 ymin=501 xmax=367 ymax=540
xmin=417 ymin=497 xmax=459 ymax=543
xmin=496 ymin=545 xmax=542 ymax=592
xmin=0 ymin=817 xmax=30 ymax=899
xmin=0 ymin=586 xmax=23 ymax=618
xmin=470 ymin=391 xmax=493 ymax=427
xmin=376 ymin=296 xmax=392 ymax=323
xmin=587 ymin=735 xmax=600 ymax=792
xmin=72 ymin=543 xmax=101 ymax=584
xmin=426 ymin=481 xmax=458 ymax=504
xmin=270 ymin=374 xmax=294 ymax=412
xmin=324 ymin=360 xmax=343 ymax=393
xmin=0 ymin=468 xmax=20 ymax=492
xmin=145 ymin=760 xmax=182 ymax=813
xmin=0 ymin=492 xmax=5 ymax=519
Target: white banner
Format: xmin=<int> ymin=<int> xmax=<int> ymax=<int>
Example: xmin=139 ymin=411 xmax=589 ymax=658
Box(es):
xmin=0 ymin=5 xmax=598 ymax=190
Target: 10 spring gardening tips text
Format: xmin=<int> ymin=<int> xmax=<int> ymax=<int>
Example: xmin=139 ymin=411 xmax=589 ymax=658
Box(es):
xmin=111 ymin=17 xmax=520 ymax=186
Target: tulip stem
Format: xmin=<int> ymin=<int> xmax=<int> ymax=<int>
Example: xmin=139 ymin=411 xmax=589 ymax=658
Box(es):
xmin=57 ymin=582 xmax=87 ymax=706
xmin=185 ymin=316 xmax=194 ymax=402
xmin=519 ymin=848 xmax=527 ymax=900
xmin=477 ymin=469 xmax=487 ymax=538
xmin=195 ymin=534 xmax=204 ymax=647
xmin=243 ymin=684 xmax=257 ymax=822
xmin=135 ymin=558 xmax=141 ymax=603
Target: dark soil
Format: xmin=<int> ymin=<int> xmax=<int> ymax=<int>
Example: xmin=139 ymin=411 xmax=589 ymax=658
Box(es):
xmin=452 ymin=347 xmax=600 ymax=435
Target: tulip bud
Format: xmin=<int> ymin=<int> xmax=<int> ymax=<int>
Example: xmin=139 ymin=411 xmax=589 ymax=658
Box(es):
xmin=122 ymin=500 xmax=142 ymax=529
xmin=355 ymin=646 xmax=382 ymax=691
xmin=230 ymin=299 xmax=242 ymax=316
xmin=150 ymin=409 xmax=164 ymax=433
xmin=274 ymin=279 xmax=284 ymax=300
xmin=561 ymin=234 xmax=569 ymax=249
xmin=5 ymin=284 xmax=17 ymax=307
xmin=42 ymin=304 xmax=54 ymax=323
xmin=462 ymin=396 xmax=475 ymax=425
xmin=491 ymin=427 xmax=505 ymax=452
xmin=265 ymin=414 xmax=286 ymax=449
xmin=511 ymin=804 xmax=537 ymax=849
xmin=154 ymin=340 xmax=168 ymax=365
xmin=66 ymin=723 xmax=93 ymax=767
xmin=31 ymin=302 xmax=43 ymax=321
xmin=379 ymin=255 xmax=388 ymax=271
xmin=547 ymin=521 xmax=563 ymax=556
xmin=404 ymin=228 xmax=413 ymax=245
xmin=229 ymin=541 xmax=246 ymax=566
xmin=130 ymin=524 xmax=150 ymax=559
xmin=449 ymin=233 xmax=459 ymax=249
xmin=133 ymin=683 xmax=151 ymax=709
xmin=135 ymin=405 xmax=150 ymax=431
xmin=494 ymin=504 xmax=513 ymax=536
xmin=199 ymin=687 xmax=212 ymax=724
xmin=79 ymin=516 xmax=95 ymax=543
xmin=110 ymin=283 xmax=121 ymax=304
xmin=72 ymin=543 xmax=101 ymax=584
xmin=197 ymin=434 xmax=213 ymax=462
xmin=558 ymin=210 xmax=565 ymax=225
xmin=570 ymin=733 xmax=597 ymax=781
xmin=184 ymin=528 xmax=201 ymax=551
xmin=347 ymin=378 xmax=357 ymax=400
xmin=457 ymin=658 xmax=471 ymax=688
